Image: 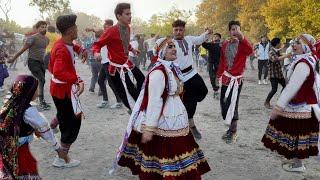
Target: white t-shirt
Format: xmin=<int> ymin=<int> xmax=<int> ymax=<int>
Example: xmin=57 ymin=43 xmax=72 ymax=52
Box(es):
xmin=146 ymin=37 xmax=156 ymax=51
xmin=101 ymin=46 xmax=110 ymax=64
xmin=129 ymin=40 xmax=139 ymax=57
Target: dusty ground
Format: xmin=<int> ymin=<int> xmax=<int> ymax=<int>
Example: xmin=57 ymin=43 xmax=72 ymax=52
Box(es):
xmin=2 ymin=59 xmax=320 ymax=180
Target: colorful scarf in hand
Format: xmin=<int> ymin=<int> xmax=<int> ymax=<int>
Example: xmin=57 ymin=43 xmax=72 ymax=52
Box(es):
xmin=0 ymin=75 xmax=38 ymax=179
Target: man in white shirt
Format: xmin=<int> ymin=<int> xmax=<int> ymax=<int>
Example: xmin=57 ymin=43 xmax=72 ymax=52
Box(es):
xmin=172 ymin=19 xmax=212 ymax=140
xmin=145 ymin=33 xmax=157 ymax=61
xmin=256 ymin=35 xmax=270 ymax=85
xmin=129 ymin=35 xmax=140 ymax=68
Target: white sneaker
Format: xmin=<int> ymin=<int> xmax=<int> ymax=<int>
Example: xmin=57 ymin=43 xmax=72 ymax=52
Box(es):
xmin=96 ymin=101 xmax=109 ymax=108
xmin=282 ymin=163 xmax=306 ymax=173
xmin=52 ymin=157 xmax=80 ymax=168
xmin=263 ymin=79 xmax=268 ymax=84
xmin=110 ymin=102 xmax=122 ymax=109
xmin=258 ymin=80 xmax=262 ymax=85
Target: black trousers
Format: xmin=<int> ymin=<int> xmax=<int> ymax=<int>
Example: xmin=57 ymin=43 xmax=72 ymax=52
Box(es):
xmin=52 ymin=96 xmax=81 ymax=144
xmin=258 ymin=60 xmax=268 ymax=80
xmin=207 ymin=62 xmax=219 ymax=91
xmin=265 ymin=78 xmax=286 ymax=103
xmin=109 ymin=67 xmax=145 ymax=110
xmin=28 ymin=58 xmax=45 ymax=101
xmin=182 ymin=73 xmax=208 ymax=119
xmin=220 ymin=83 xmax=243 ymax=121
xmin=98 ymin=63 xmax=121 ymax=102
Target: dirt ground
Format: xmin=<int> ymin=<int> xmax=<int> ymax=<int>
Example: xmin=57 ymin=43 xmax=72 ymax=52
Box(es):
xmin=2 ymin=59 xmax=320 ymax=180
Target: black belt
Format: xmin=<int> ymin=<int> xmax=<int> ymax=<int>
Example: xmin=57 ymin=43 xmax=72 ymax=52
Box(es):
xmin=181 ymin=66 xmax=192 ymax=73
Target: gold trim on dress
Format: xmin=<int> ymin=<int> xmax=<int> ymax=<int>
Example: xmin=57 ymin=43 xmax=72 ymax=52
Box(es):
xmin=141 ymin=125 xmax=189 ymax=137
xmin=276 ymin=111 xmax=312 ymax=119
xmin=264 ymin=125 xmax=318 ymax=150
xmin=122 ymin=146 xmax=207 ymax=177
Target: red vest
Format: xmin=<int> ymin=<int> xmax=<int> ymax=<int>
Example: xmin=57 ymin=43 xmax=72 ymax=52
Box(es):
xmin=290 ymin=59 xmax=317 ymax=105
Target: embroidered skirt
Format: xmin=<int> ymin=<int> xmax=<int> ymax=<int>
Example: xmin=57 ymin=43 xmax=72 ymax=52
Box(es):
xmin=261 ymin=113 xmax=319 ymax=159
xmin=17 ymin=143 xmax=41 ymax=180
xmin=118 ymin=130 xmax=211 ymax=179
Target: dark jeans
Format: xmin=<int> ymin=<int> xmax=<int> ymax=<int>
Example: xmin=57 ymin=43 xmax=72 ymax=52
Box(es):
xmin=266 ymin=78 xmax=286 ymax=103
xmin=182 ymin=73 xmax=208 ymax=119
xmin=130 ymin=56 xmax=140 ymax=69
xmin=220 ymin=83 xmax=243 ymax=121
xmin=109 ymin=67 xmax=145 ymax=110
xmin=98 ymin=63 xmax=121 ymax=102
xmin=27 ymin=58 xmax=45 ymax=101
xmin=89 ymin=60 xmax=101 ymax=91
xmin=52 ymin=96 xmax=81 ymax=144
xmin=44 ymin=52 xmax=50 ymax=70
xmin=207 ymin=62 xmax=219 ymax=91
xmin=258 ymin=60 xmax=268 ymax=80
xmin=140 ymin=52 xmax=147 ymax=68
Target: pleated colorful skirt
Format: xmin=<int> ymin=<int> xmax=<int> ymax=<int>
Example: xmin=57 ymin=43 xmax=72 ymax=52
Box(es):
xmin=261 ymin=113 xmax=319 ymax=159
xmin=118 ymin=130 xmax=211 ymax=180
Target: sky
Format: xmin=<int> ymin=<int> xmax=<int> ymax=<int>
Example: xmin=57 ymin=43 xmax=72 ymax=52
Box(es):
xmin=1 ymin=0 xmax=201 ymax=27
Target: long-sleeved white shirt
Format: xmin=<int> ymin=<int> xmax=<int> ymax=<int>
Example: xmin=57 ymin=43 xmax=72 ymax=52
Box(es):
xmin=173 ymin=32 xmax=209 ymax=82
xmin=19 ymin=106 xmax=59 ymax=150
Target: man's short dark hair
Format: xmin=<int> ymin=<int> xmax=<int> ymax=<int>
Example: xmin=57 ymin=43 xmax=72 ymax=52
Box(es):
xmin=35 ymin=21 xmax=47 ymax=29
xmin=47 ymin=25 xmax=56 ymax=33
xmin=172 ymin=19 xmax=186 ymax=28
xmin=56 ymin=14 xmax=77 ymax=34
xmin=114 ymin=3 xmax=130 ymax=20
xmin=271 ymin=38 xmax=281 ymax=47
xmin=104 ymin=19 xmax=114 ymax=26
xmin=214 ymin=33 xmax=221 ymax=39
xmin=228 ymin=20 xmax=241 ymax=31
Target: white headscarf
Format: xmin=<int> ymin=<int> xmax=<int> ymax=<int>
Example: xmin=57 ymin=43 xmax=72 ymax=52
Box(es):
xmin=298 ymin=34 xmax=316 ymax=54
xmin=153 ymin=37 xmax=172 ymax=59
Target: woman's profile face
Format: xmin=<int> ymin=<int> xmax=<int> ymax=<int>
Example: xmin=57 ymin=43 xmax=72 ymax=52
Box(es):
xmin=292 ymin=39 xmax=304 ymax=54
xmin=164 ymin=41 xmax=177 ymax=61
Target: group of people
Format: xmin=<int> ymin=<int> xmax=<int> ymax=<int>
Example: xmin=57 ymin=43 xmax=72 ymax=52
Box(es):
xmin=0 ymin=2 xmax=320 ymax=180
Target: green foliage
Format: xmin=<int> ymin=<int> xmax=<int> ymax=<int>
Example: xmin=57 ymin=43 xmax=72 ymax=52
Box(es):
xmin=196 ymin=0 xmax=239 ymax=38
xmin=131 ymin=6 xmax=198 ymax=37
xmin=0 ymin=18 xmax=30 ymax=34
xmin=29 ymin=0 xmax=71 ymax=20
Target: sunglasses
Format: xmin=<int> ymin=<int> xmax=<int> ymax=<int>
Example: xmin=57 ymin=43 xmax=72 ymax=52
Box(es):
xmin=167 ymin=44 xmax=176 ymax=49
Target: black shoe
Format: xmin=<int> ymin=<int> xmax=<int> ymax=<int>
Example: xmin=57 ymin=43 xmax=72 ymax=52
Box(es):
xmin=190 ymin=126 xmax=202 ymax=140
xmin=221 ymin=130 xmax=231 ymax=140
xmin=225 ymin=132 xmax=238 ymax=144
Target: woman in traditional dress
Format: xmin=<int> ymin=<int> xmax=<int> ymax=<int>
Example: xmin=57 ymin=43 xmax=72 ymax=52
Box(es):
xmin=116 ymin=37 xmax=211 ymax=179
xmin=0 ymin=75 xmax=67 ymax=179
xmin=261 ymin=34 xmax=319 ymax=172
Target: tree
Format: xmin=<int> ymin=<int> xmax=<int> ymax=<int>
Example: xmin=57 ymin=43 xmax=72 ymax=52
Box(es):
xmin=288 ymin=0 xmax=320 ymax=38
xmin=0 ymin=18 xmax=31 ymax=34
xmin=260 ymin=0 xmax=299 ymax=39
xmin=237 ymin=0 xmax=268 ymax=42
xmin=29 ymin=0 xmax=71 ymax=20
xmin=0 ymin=0 xmax=11 ymax=22
xmin=130 ymin=6 xmax=197 ymax=38
xmin=75 ymin=12 xmax=103 ymax=35
xmin=196 ymin=0 xmax=239 ymax=37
